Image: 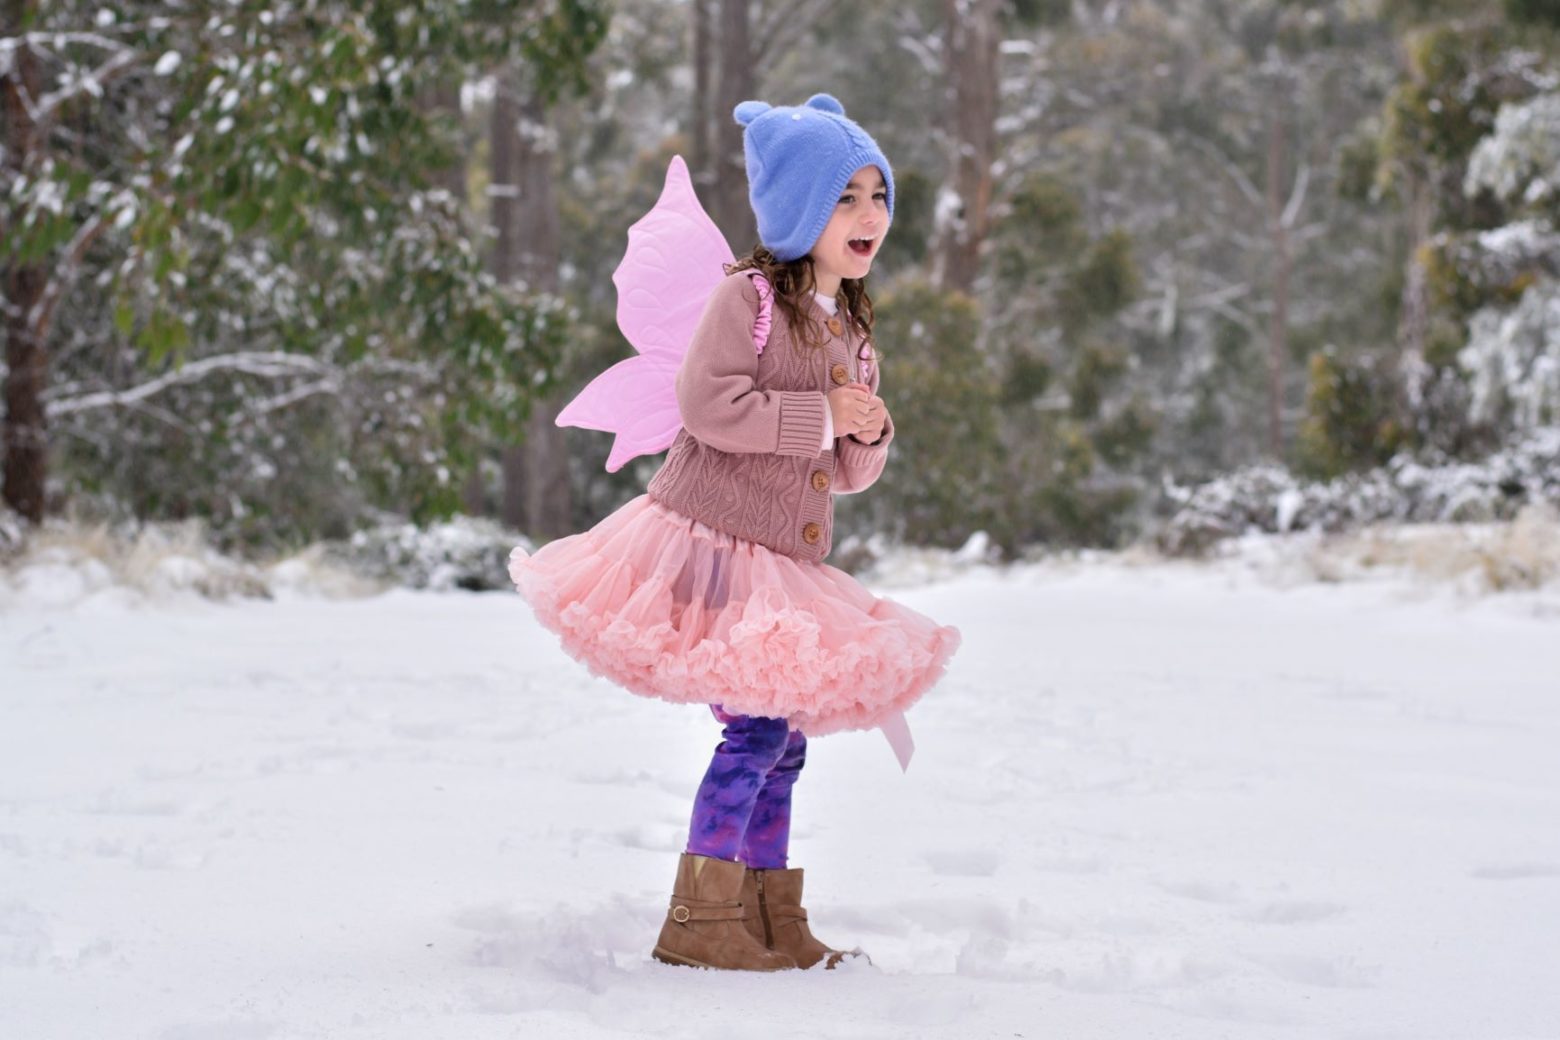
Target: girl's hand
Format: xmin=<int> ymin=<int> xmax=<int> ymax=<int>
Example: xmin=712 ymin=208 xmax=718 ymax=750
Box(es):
xmin=855 ymin=396 xmax=888 ymax=444
xmin=827 ymin=384 xmax=874 ymax=438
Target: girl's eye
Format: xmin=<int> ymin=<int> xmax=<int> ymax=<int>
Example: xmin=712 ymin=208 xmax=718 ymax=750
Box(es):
xmin=837 ymin=194 xmax=854 ymax=205
xmin=873 ymin=191 xmax=887 ymax=201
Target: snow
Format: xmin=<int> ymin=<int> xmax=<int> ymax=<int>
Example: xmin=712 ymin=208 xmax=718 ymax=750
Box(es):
xmin=1462 ymin=282 xmax=1560 ymax=436
xmin=1465 ymin=92 xmax=1560 ymax=206
xmin=1161 ymin=433 xmax=1560 ymax=552
xmin=3 ymin=541 xmax=1558 ymax=1039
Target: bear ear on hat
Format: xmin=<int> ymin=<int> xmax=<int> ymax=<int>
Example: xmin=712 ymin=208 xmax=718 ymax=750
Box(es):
xmin=805 ymin=93 xmax=845 ymax=115
xmin=733 ymin=100 xmax=771 ymax=126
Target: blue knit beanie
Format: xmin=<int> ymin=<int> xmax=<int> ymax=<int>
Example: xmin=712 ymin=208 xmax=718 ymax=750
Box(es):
xmin=733 ymin=93 xmax=895 ymax=263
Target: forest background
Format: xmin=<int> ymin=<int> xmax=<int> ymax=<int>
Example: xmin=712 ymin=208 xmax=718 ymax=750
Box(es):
xmin=4 ymin=0 xmax=1559 ymax=568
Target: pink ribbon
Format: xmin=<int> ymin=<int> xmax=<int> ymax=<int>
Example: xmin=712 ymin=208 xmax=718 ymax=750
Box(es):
xmin=747 ymin=271 xmax=773 ymax=356
xmin=879 ymin=711 xmax=915 ymax=772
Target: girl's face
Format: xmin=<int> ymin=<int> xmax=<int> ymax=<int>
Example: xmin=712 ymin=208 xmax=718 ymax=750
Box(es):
xmin=810 ymin=165 xmax=889 ymax=296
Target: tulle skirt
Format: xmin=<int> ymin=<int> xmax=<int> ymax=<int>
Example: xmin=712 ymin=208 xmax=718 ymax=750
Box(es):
xmin=508 ymin=495 xmax=959 ymax=737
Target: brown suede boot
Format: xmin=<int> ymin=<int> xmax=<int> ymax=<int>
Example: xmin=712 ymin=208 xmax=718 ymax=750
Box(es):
xmin=740 ymin=866 xmax=859 ymax=970
xmin=651 ymin=854 xmax=797 ymax=970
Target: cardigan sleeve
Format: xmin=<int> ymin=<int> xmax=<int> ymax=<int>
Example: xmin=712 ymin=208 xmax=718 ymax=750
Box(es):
xmin=832 ymin=347 xmax=894 ymax=495
xmin=675 ymin=275 xmax=828 ymax=456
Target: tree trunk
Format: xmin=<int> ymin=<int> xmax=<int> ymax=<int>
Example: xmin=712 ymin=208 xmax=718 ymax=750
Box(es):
xmin=934 ymin=0 xmax=1002 ymax=295
xmin=491 ymin=74 xmax=572 ymax=539
xmin=1265 ymin=112 xmax=1289 ymax=459
xmin=1 ymin=5 xmax=48 ymax=522
xmin=1397 ymin=175 xmax=1431 ymax=363
xmin=514 ymin=91 xmax=571 ymax=540
xmin=418 ymin=81 xmax=486 ymax=515
xmin=711 ymin=0 xmax=757 ymax=250
xmin=490 ymin=71 xmax=527 ymax=530
xmin=691 ymin=0 xmax=714 ymax=194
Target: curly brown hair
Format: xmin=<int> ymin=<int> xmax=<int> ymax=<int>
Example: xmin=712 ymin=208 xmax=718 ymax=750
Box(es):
xmin=725 ymin=246 xmax=877 ymax=354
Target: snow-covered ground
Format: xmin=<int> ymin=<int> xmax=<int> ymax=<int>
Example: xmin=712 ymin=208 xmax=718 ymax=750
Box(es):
xmin=2 ymin=535 xmax=1558 ymax=1039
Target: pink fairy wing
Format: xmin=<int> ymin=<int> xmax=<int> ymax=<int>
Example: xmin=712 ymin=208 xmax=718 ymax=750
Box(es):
xmin=614 ymin=155 xmax=734 ymax=359
xmin=557 ymin=155 xmax=733 ymax=471
xmin=557 ymin=354 xmax=682 ymax=473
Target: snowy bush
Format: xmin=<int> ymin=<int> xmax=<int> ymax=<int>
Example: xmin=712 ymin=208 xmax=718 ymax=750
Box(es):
xmin=1460 ymin=277 xmax=1560 ymax=436
xmin=1157 ymin=428 xmax=1560 ymax=555
xmin=0 ymin=519 xmax=273 ymax=605
xmin=1465 ymin=92 xmax=1560 ymax=210
xmin=0 ymin=514 xmax=527 ymax=606
xmin=330 ymin=516 xmax=531 ymax=591
xmin=837 ymin=529 xmax=1003 ymax=587
xmin=1294 ymin=502 xmax=1560 ymax=593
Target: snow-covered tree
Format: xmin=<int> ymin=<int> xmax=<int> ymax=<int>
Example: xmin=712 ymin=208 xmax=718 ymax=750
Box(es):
xmin=1456 ymin=91 xmax=1560 ymax=439
xmin=2 ymin=0 xmax=607 ymax=535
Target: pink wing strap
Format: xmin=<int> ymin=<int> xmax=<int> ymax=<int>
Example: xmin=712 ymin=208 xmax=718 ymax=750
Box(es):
xmin=880 ymin=711 xmax=915 ymax=771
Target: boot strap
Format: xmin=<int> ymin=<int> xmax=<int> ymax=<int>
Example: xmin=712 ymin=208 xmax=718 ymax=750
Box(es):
xmin=668 ymin=900 xmax=746 ymax=923
xmin=768 ymin=903 xmax=808 ymax=924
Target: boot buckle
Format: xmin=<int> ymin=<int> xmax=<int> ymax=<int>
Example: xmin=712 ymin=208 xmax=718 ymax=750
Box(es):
xmin=671 ymin=905 xmax=691 ymax=923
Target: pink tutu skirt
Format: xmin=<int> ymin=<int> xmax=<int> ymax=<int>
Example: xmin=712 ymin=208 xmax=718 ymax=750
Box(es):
xmin=508 ymin=495 xmax=960 ymax=737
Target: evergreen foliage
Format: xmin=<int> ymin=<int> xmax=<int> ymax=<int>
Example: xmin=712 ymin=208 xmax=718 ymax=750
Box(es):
xmin=2 ymin=0 xmax=607 ymax=545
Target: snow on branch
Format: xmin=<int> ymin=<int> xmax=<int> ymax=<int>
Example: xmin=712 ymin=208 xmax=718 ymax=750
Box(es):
xmin=1465 ymin=92 xmax=1560 ymax=208
xmin=246 ymin=378 xmax=342 ymax=417
xmin=45 ymin=352 xmax=334 ymax=416
xmin=36 ymin=45 xmax=143 ymax=120
xmin=1281 ymin=163 xmax=1310 ymax=229
xmin=45 ymin=349 xmax=444 ymax=419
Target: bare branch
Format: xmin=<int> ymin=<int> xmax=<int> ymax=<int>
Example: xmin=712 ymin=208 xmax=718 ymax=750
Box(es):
xmin=31 ymin=213 xmax=108 ymax=342
xmin=1186 ymin=282 xmax=1252 ymax=309
xmin=753 ymin=0 xmax=837 ymax=65
xmin=891 ymin=0 xmax=940 ymax=72
xmin=1280 ymin=162 xmax=1310 ymax=229
xmin=1291 ymin=220 xmax=1330 ymax=246
xmin=896 ymin=33 xmax=942 ymax=77
xmin=1184 ymin=135 xmax=1262 ymax=209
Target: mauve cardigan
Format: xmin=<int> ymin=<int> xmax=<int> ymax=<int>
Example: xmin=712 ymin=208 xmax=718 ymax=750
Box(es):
xmin=646 ymin=273 xmax=895 ymax=563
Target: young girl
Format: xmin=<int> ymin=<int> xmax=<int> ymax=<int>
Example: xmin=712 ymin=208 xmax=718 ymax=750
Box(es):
xmin=508 ymin=93 xmax=960 ymax=971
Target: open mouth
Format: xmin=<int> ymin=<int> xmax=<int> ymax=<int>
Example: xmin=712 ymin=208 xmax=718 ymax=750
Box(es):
xmin=848 ymin=236 xmax=875 ymax=257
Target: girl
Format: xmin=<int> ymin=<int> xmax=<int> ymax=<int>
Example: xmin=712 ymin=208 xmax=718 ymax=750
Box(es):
xmin=508 ymin=93 xmax=960 ymax=971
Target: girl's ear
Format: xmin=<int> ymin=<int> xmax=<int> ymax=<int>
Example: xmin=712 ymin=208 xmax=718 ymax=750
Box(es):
xmin=733 ymin=101 xmax=771 ymax=126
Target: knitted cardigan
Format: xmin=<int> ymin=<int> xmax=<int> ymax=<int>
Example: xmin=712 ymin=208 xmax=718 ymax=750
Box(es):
xmin=646 ymin=273 xmax=894 ymax=563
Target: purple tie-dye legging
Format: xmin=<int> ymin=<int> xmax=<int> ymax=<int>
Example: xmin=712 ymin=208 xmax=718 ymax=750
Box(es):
xmin=685 ymin=704 xmax=806 ymax=869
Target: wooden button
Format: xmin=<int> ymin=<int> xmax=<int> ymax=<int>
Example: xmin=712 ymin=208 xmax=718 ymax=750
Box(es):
xmin=830 ymin=363 xmax=849 ymax=385
xmin=802 ymin=522 xmax=822 ymax=545
xmin=826 ymin=317 xmax=843 ymax=336
xmin=811 ymin=470 xmax=830 ymax=492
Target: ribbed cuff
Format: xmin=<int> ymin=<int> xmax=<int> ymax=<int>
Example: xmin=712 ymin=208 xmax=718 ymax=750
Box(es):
xmin=837 ymin=432 xmax=886 ymax=470
xmin=776 ymin=392 xmax=827 ymax=457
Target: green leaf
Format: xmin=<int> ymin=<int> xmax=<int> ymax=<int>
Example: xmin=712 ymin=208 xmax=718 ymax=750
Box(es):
xmin=114 ymin=301 xmax=136 ymax=336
